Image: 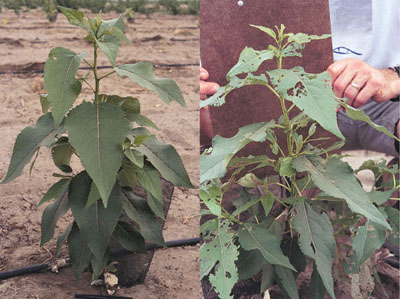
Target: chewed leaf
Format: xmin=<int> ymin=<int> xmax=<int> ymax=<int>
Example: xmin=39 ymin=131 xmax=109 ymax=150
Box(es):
xmin=200 ymin=73 xmax=270 ymax=108
xmin=200 ymin=219 xmax=239 ymax=299
xmin=287 ymin=32 xmax=331 ymax=44
xmin=338 ymin=100 xmax=400 ymax=142
xmin=269 ymin=67 xmax=344 ymax=139
xmin=227 ymin=47 xmax=274 ymax=79
xmin=200 ymin=121 xmax=275 ymax=184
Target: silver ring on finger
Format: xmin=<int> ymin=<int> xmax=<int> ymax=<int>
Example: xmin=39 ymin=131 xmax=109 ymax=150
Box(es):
xmin=351 ymin=82 xmax=361 ymax=90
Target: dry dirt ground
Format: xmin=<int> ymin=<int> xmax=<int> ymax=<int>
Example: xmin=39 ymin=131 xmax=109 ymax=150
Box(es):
xmin=0 ymin=9 xmax=200 ymax=299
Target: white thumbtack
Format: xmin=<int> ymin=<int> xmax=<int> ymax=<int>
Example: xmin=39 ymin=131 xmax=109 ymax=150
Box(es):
xmin=238 ymin=1 xmax=244 ymax=7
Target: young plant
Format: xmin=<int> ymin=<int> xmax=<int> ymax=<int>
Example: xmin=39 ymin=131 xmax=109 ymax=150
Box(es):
xmin=200 ymin=25 xmax=399 ymax=299
xmin=1 ymin=6 xmax=193 ymax=282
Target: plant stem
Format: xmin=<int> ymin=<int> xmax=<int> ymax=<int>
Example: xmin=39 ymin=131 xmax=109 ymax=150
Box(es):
xmin=93 ymin=43 xmax=100 ymax=103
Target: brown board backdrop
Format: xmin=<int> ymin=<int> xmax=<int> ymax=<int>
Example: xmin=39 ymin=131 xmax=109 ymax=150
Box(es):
xmin=200 ymin=0 xmax=339 ymax=175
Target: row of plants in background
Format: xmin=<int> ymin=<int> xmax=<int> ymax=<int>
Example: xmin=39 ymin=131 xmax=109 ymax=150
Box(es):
xmin=0 ymin=0 xmax=199 ymax=20
xmin=200 ymin=25 xmax=399 ymax=298
xmin=1 ymin=6 xmax=193 ymax=282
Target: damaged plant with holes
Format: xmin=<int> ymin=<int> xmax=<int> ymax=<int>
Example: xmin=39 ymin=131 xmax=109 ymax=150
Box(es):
xmin=200 ymin=25 xmax=399 ymax=299
xmin=1 ymin=6 xmax=193 ymax=285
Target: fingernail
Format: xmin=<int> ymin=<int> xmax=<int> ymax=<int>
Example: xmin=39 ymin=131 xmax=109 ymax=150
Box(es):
xmin=200 ymin=72 xmax=207 ymax=78
xmin=212 ymin=85 xmax=219 ymax=92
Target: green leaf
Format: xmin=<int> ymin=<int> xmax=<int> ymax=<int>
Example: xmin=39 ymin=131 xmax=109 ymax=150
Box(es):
xmin=40 ymin=94 xmax=50 ymax=113
xmin=135 ymin=134 xmax=193 ymax=188
xmin=69 ymin=172 xmax=122 ymax=262
xmin=232 ymin=193 xmax=261 ymax=217
xmin=44 ymin=47 xmax=86 ymax=126
xmin=279 ymin=156 xmax=295 ymax=177
xmin=237 ymin=173 xmax=264 ymax=188
xmin=52 ymin=137 xmax=74 ymax=173
xmin=260 ymin=193 xmax=276 ymax=216
xmin=85 ymin=181 xmax=101 ymax=209
xmin=200 ymin=121 xmax=275 ymax=184
xmin=103 ymin=94 xmax=140 ymax=121
xmin=38 ymin=179 xmax=70 ymax=206
xmin=293 ymin=202 xmax=335 ymax=298
xmin=121 ymin=189 xmax=165 ymax=246
xmin=125 ymin=149 xmax=144 ymax=168
xmin=113 ymin=221 xmax=146 ymax=253
xmin=131 ymin=114 xmax=159 ymax=130
xmin=250 ymin=24 xmax=277 ymax=41
xmin=98 ymin=15 xmax=128 ymax=43
xmin=68 ymin=222 xmax=92 ymax=282
xmin=367 ymin=190 xmax=394 ymax=205
xmin=137 ymin=162 xmax=162 ymax=201
xmin=227 ymin=47 xmax=274 ymax=78
xmin=260 ymin=262 xmax=275 ymax=293
xmin=56 ymin=222 xmax=73 ymax=257
xmin=40 ymin=181 xmax=70 ymax=245
xmin=274 ymin=265 xmax=299 ymax=299
xmin=95 ymin=34 xmax=120 ymax=67
xmin=200 ymin=187 xmax=222 ymax=217
xmin=91 ymin=249 xmax=109 ymax=279
xmin=200 ymin=219 xmax=239 ymax=299
xmin=269 ymin=67 xmax=344 ymax=139
xmin=352 ymin=221 xmax=386 ymax=268
xmin=58 ymin=6 xmax=86 ymax=29
xmin=1 ymin=113 xmax=62 ymax=184
xmin=236 ymin=248 xmax=266 ymax=280
xmin=115 ymin=62 xmax=185 ymax=106
xmin=338 ymin=101 xmax=400 ymax=142
xmin=238 ymin=224 xmax=295 ymax=270
xmin=309 ymin=264 xmax=326 ymax=299
xmin=117 ymin=158 xmax=137 ymax=188
xmin=281 ymin=238 xmax=307 ymax=274
xmin=292 ymin=155 xmax=389 ymax=228
xmin=146 ymin=191 xmax=165 ymax=220
xmin=385 ymin=206 xmax=399 ymax=246
xmin=65 ymin=102 xmax=130 ymax=206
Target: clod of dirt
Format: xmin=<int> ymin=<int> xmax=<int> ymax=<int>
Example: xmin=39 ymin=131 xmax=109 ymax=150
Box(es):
xmin=141 ymin=35 xmax=163 ymax=42
xmin=30 ymin=76 xmax=44 ymax=93
xmin=173 ymin=29 xmax=193 ymax=36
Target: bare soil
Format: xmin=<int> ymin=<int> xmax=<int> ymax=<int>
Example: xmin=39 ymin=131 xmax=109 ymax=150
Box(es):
xmin=0 ymin=9 xmax=200 ymax=299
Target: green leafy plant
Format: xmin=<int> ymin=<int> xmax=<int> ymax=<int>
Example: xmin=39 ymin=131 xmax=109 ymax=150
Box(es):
xmin=124 ymin=7 xmax=136 ymax=23
xmin=1 ymin=6 xmax=193 ymax=282
xmin=200 ymin=25 xmax=399 ymax=298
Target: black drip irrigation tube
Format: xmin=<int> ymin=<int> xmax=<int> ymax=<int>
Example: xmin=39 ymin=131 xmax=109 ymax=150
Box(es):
xmin=0 ymin=63 xmax=200 ymax=76
xmin=0 ymin=237 xmax=200 ymax=281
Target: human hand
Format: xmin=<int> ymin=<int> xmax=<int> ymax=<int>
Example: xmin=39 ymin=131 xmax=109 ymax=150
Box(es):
xmin=327 ymin=58 xmax=400 ymax=108
xmin=200 ymin=67 xmax=220 ymax=100
xmin=200 ymin=67 xmax=219 ymax=146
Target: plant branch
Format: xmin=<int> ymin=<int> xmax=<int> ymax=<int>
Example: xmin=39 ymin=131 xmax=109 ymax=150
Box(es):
xmin=99 ymin=70 xmax=116 ymax=81
xmin=80 ymin=78 xmax=96 ymax=93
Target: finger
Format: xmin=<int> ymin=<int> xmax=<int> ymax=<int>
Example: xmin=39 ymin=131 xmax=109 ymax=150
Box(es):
xmin=200 ymin=80 xmax=219 ymax=97
xmin=353 ymin=80 xmax=380 ymax=108
xmin=327 ymin=60 xmax=347 ymax=84
xmin=343 ymin=75 xmax=368 ymax=106
xmin=200 ymin=67 xmax=209 ymax=80
xmin=332 ymin=65 xmax=357 ymax=99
